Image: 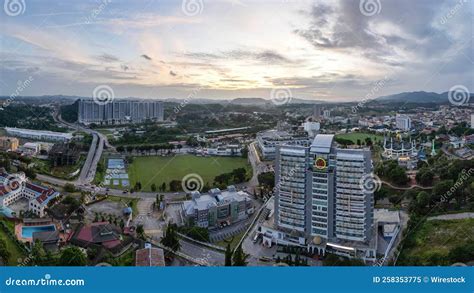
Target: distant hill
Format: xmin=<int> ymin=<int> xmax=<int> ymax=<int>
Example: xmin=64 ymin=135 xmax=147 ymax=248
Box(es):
xmin=376 ymin=91 xmax=473 ymax=104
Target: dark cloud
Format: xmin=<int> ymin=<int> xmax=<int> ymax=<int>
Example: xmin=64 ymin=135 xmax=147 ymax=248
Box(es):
xmin=294 ymin=0 xmax=471 ymax=68
xmin=97 ymin=53 xmax=120 ymax=62
xmin=169 ymin=70 xmax=177 ymax=76
xmin=141 ymin=54 xmax=152 ymax=60
xmin=185 ymin=49 xmax=293 ymax=65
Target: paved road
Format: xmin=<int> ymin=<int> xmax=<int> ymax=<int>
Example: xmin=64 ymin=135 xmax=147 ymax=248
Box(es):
xmin=381 ymin=180 xmax=433 ymax=190
xmin=428 ymin=212 xmax=474 ymax=221
xmin=179 ymin=239 xmax=224 ymax=266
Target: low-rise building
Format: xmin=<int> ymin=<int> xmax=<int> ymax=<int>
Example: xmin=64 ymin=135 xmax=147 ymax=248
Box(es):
xmin=0 ymin=137 xmax=19 ymax=151
xmin=182 ymin=186 xmax=253 ymax=229
xmin=0 ymin=171 xmax=60 ymax=217
xmin=5 ymin=127 xmax=73 ymax=142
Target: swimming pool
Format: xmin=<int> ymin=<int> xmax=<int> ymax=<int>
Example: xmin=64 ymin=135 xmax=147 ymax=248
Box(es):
xmin=21 ymin=225 xmax=56 ymax=238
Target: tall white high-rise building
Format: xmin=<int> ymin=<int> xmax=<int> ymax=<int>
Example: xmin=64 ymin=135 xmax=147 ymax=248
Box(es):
xmin=78 ymin=100 xmax=164 ymax=125
xmin=270 ymin=134 xmax=376 ymax=260
xmin=395 ymin=114 xmax=411 ymax=131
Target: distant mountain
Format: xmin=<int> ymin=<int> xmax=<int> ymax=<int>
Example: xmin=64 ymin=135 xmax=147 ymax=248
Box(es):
xmin=376 ymin=91 xmax=473 ymax=104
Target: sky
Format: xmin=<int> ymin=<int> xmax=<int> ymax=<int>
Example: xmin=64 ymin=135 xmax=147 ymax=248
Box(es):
xmin=0 ymin=0 xmax=473 ymax=101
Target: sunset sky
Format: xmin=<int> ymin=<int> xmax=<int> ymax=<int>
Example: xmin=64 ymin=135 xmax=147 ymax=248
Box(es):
xmin=0 ymin=0 xmax=472 ymax=101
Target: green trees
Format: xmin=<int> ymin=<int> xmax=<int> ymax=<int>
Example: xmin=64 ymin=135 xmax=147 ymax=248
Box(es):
xmin=64 ymin=183 xmax=76 ymax=193
xmin=416 ymin=168 xmax=434 ymax=186
xmin=232 ymin=245 xmax=248 ymax=266
xmin=58 ymin=247 xmax=87 ymax=266
xmin=136 ymin=224 xmax=145 ymax=238
xmin=0 ymin=238 xmax=11 ymax=265
xmin=225 ymin=244 xmax=232 ymax=266
xmin=151 ymin=183 xmax=157 ymax=192
xmin=375 ymin=160 xmax=408 ymax=186
xmin=161 ymin=224 xmax=181 ymax=252
xmin=214 ymin=168 xmax=248 ymax=187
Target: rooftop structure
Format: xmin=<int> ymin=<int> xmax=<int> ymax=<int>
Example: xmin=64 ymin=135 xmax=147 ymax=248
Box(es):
xmin=135 ymin=247 xmax=165 ymax=266
xmin=71 ymin=222 xmax=122 ymax=250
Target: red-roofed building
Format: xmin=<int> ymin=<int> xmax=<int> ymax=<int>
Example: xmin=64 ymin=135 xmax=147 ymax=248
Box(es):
xmin=135 ymin=247 xmax=165 ymax=267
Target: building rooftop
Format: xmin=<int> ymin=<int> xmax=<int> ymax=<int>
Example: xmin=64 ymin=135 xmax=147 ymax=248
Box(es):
xmin=310 ymin=134 xmax=334 ymax=153
xmin=135 ymin=247 xmax=165 ymax=267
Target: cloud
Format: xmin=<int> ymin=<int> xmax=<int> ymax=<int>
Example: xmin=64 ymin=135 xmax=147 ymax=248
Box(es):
xmin=97 ymin=53 xmax=120 ymax=63
xmin=169 ymin=70 xmax=177 ymax=76
xmin=185 ymin=49 xmax=294 ymax=65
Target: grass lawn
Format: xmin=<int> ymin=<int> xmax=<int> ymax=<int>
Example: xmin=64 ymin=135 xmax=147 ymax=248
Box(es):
xmin=0 ymin=218 xmax=25 ymax=265
xmin=335 ymin=132 xmax=384 ymax=144
xmin=397 ymin=218 xmax=474 ymax=265
xmin=128 ymin=155 xmax=250 ymax=192
xmin=216 ymin=230 xmax=246 ymax=250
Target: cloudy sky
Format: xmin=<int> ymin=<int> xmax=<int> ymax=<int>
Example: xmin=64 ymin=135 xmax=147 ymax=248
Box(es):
xmin=0 ymin=0 xmax=472 ymax=101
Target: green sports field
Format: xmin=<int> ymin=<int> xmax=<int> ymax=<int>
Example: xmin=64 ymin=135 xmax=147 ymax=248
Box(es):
xmin=128 ymin=155 xmax=251 ymax=191
xmin=335 ymin=132 xmax=383 ymax=144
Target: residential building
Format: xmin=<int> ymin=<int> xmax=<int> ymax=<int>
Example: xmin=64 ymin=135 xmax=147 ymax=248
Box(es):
xmin=323 ymin=110 xmax=331 ymax=119
xmin=78 ymin=99 xmax=164 ymax=125
xmin=395 ymin=114 xmax=411 ymax=131
xmin=303 ymin=122 xmax=320 ymax=138
xmin=261 ymin=134 xmax=376 ymax=261
xmin=181 ymin=186 xmax=254 ymax=229
xmin=0 ymin=137 xmax=19 ymax=151
xmin=256 ymin=130 xmax=311 ymax=160
xmin=313 ymin=104 xmax=322 ymax=121
xmin=5 ymin=127 xmax=73 ymax=142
